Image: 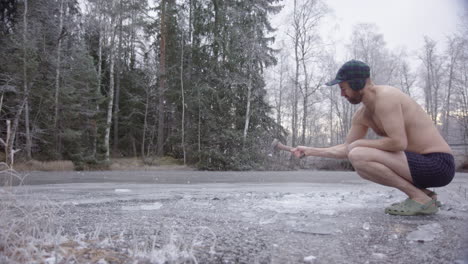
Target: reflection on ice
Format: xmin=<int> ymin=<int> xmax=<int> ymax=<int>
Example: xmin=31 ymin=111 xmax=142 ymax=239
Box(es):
xmin=122 ymin=202 xmax=163 ymax=211
xmin=406 ymin=223 xmax=443 ymax=242
xmin=115 ymin=189 xmax=132 ymax=193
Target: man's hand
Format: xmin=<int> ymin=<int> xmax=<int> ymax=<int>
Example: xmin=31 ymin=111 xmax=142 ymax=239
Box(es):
xmin=291 ymin=146 xmax=308 ymax=158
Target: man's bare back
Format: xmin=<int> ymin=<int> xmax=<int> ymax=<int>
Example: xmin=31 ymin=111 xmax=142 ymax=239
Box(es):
xmin=355 ymin=85 xmax=452 ymax=155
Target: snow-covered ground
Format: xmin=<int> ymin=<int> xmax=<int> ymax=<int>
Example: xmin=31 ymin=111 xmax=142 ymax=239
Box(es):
xmin=1 ymin=171 xmax=468 ymax=263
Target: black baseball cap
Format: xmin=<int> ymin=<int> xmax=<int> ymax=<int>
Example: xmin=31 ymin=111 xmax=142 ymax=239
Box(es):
xmin=325 ymin=60 xmax=370 ymax=86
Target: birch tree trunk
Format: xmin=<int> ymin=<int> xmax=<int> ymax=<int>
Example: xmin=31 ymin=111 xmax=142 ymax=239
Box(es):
xmin=243 ymin=72 xmax=252 ymax=145
xmin=104 ymin=2 xmax=117 ymax=161
xmin=54 ymin=0 xmax=64 ymax=155
xmin=243 ymin=23 xmax=255 ymax=146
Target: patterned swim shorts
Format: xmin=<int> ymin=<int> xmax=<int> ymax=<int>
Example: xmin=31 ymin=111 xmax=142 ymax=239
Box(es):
xmin=404 ymin=151 xmax=455 ymax=188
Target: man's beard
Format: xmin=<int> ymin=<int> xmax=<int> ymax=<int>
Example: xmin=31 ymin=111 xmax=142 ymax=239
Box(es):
xmin=347 ymin=93 xmax=362 ymax=104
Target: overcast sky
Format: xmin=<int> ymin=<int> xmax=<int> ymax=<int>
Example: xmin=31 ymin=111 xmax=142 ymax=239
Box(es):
xmin=272 ymin=0 xmax=467 ymax=62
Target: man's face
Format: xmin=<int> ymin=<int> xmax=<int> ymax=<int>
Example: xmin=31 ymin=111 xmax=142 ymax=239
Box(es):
xmin=339 ymin=82 xmax=362 ymax=104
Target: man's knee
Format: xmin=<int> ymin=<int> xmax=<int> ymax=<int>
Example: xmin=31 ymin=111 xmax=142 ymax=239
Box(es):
xmin=347 ymin=146 xmax=373 ymax=165
xmin=348 ymin=147 xmax=375 ymax=180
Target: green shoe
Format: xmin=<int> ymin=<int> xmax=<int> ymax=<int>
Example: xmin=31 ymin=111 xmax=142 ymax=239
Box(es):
xmin=385 ymin=199 xmax=438 ymax=216
xmin=391 ymin=191 xmax=442 ymax=208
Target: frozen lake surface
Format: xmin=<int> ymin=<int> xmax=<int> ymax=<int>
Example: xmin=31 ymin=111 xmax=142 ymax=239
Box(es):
xmin=1 ymin=170 xmax=468 ymax=263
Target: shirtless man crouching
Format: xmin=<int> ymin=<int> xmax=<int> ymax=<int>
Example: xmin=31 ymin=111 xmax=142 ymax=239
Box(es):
xmin=292 ymin=60 xmax=455 ymax=216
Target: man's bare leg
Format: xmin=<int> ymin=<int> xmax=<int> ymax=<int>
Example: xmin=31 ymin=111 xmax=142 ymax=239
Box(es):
xmin=347 ymin=147 xmax=432 ymax=204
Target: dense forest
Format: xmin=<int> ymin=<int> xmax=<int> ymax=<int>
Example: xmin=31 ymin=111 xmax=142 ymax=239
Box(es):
xmin=1 ymin=0 xmax=467 ymax=170
xmin=1 ymin=0 xmax=286 ymax=170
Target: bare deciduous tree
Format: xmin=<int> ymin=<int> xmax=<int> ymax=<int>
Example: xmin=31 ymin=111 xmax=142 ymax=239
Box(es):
xmin=419 ymin=37 xmax=444 ymax=124
xmin=442 ymin=35 xmax=464 ymax=137
xmin=288 ymin=0 xmax=327 ymax=146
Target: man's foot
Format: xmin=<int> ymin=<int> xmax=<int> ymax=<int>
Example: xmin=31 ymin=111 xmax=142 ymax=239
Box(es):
xmin=422 ymin=189 xmax=442 ymax=207
xmin=385 ymin=199 xmax=438 ymax=216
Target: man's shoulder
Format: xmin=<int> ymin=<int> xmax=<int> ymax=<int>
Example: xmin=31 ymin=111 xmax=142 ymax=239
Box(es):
xmin=376 ymin=85 xmax=408 ymax=98
xmin=352 ymin=105 xmax=368 ymax=123
xmin=375 ymin=85 xmax=408 ymax=105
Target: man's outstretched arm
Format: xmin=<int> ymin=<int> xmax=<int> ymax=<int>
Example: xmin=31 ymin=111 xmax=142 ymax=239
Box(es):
xmin=292 ymin=120 xmax=368 ymax=159
xmin=292 ymin=144 xmax=349 ymax=159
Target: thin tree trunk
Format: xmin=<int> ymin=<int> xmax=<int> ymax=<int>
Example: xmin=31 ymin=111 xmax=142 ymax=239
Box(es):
xmin=329 ymin=89 xmax=334 ymax=145
xmin=277 ymin=56 xmax=284 ymax=132
xmin=0 ymin=92 xmax=3 ymax=115
xmin=197 ymin=78 xmax=201 ymax=161
xmin=148 ymin=123 xmax=157 ymax=157
xmin=192 ymin=0 xmax=201 ymax=162
xmin=443 ymin=39 xmax=461 ymax=137
xmin=444 ymin=62 xmax=454 ymax=137
xmin=132 ymin=135 xmax=137 ymax=158
xmin=180 ymin=34 xmax=186 ymax=165
xmin=157 ymin=0 xmax=167 ymax=157
xmin=3 ymin=121 xmax=13 ymax=166
xmin=104 ymin=3 xmax=117 ymax=161
xmin=54 ymin=0 xmax=64 ymax=156
xmin=1 ymin=120 xmax=9 ymax=164
xmin=130 ymin=0 xmax=136 ymax=70
xmin=105 ymin=53 xmax=115 ymax=161
xmin=113 ymin=0 xmax=123 ymax=154
xmin=243 ymin=73 xmax=252 ymax=145
xmin=141 ymin=86 xmax=150 ymax=159
xmin=243 ymin=22 xmax=255 ymax=146
xmin=7 ymin=99 xmax=27 ymax=168
xmin=301 ymin=59 xmax=309 ymax=145
xmin=23 ymin=0 xmax=31 ymax=160
xmin=93 ymin=10 xmax=103 ymax=159
xmin=292 ymin=0 xmax=299 ymax=147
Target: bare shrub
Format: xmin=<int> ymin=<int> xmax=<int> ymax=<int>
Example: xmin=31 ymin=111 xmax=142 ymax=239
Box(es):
xmin=0 ymin=165 xmax=214 ymax=263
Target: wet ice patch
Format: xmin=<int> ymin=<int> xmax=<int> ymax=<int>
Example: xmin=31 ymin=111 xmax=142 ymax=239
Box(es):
xmin=372 ymin=253 xmax=387 ymax=259
xmin=70 ymin=197 xmax=123 ymax=205
xmin=115 ymin=189 xmax=132 ymax=193
xmin=259 ymin=214 xmax=278 ymax=225
xmin=406 ymin=223 xmax=443 ymax=242
xmin=256 ymin=190 xmax=377 ymax=215
xmin=122 ymin=202 xmax=163 ymax=211
xmin=303 ymin=255 xmax=317 ymax=263
xmin=294 ymin=220 xmax=340 ymax=235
